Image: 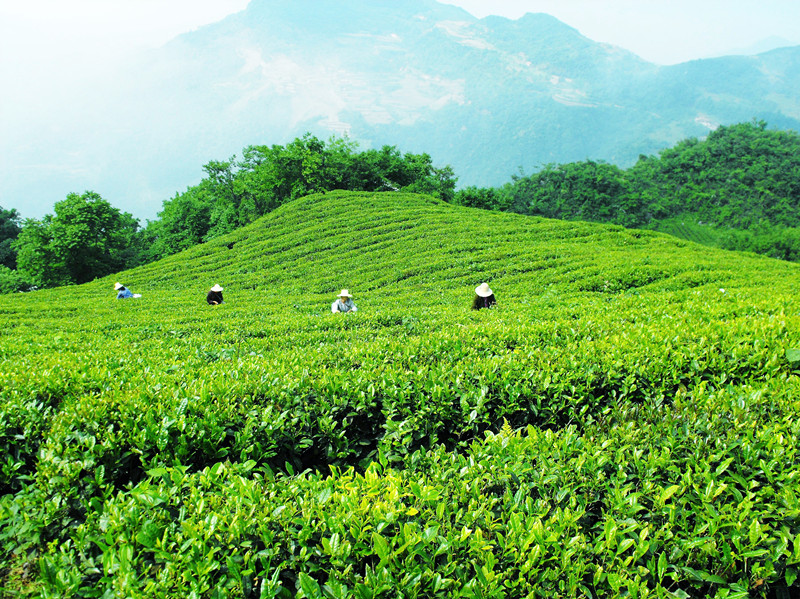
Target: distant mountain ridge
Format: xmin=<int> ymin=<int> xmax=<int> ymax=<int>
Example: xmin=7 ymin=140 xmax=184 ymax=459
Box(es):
xmin=722 ymin=36 xmax=798 ymax=57
xmin=4 ymin=0 xmax=800 ymax=220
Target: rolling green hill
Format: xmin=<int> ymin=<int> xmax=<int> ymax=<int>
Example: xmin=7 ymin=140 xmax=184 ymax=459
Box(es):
xmin=2 ymin=192 xmax=800 ymax=597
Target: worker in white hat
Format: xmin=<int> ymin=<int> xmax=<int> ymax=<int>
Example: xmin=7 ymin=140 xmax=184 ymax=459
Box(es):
xmin=114 ymin=282 xmax=141 ymax=299
xmin=471 ymin=282 xmax=496 ymax=310
xmin=331 ymin=289 xmax=357 ymax=313
xmin=207 ymin=284 xmax=224 ymax=305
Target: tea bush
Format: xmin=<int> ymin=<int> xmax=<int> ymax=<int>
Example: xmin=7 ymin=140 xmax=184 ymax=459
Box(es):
xmin=1 ymin=192 xmax=800 ymax=597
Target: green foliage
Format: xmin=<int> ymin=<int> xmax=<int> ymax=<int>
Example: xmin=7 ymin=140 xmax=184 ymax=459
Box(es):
xmin=14 ymin=191 xmax=143 ymax=288
xmin=146 ymin=134 xmax=457 ymax=262
xmin=634 ymin=121 xmax=800 ymax=228
xmin=506 ymin=161 xmax=636 ymax=223
xmin=453 ymin=186 xmax=508 ymax=211
xmin=487 ymin=121 xmax=800 ymax=260
xmin=146 ymin=181 xmax=216 ymax=260
xmin=0 ymin=206 xmax=21 ymax=270
xmin=0 ymin=265 xmax=32 ymax=294
xmin=2 ymin=192 xmax=800 ymax=597
xmin=0 ymin=206 xmax=27 ymax=294
xmin=13 ymin=216 xmax=66 ymax=288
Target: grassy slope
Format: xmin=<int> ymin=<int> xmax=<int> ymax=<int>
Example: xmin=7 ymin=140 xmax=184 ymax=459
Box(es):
xmin=83 ymin=190 xmax=798 ymax=296
xmin=2 ymin=191 xmax=800 ymax=597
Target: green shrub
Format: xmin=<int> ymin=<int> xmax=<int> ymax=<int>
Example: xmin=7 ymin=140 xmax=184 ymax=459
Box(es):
xmin=0 ymin=265 xmax=32 ymax=294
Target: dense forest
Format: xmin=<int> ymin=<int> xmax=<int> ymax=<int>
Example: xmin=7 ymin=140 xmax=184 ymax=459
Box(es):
xmin=2 ymin=121 xmax=800 ymax=293
xmin=457 ymin=121 xmax=800 ymax=260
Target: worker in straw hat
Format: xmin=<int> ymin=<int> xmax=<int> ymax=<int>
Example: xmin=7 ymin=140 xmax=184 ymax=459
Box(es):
xmin=114 ymin=282 xmax=141 ymax=299
xmin=331 ymin=289 xmax=357 ymax=314
xmin=471 ymin=282 xmax=496 ymax=310
xmin=206 ymin=284 xmax=225 ymax=305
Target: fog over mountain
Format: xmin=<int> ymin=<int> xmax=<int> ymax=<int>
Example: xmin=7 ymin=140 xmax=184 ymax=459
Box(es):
xmin=4 ymin=0 xmax=800 ymax=220
xmin=723 ymin=36 xmax=798 ymax=57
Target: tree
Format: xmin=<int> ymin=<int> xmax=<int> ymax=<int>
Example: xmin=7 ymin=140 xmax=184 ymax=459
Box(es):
xmin=0 ymin=206 xmax=21 ymax=270
xmin=14 ymin=216 xmax=67 ymax=288
xmin=351 ymin=146 xmax=457 ymax=201
xmin=15 ymin=191 xmax=141 ymax=287
xmin=0 ymin=265 xmax=31 ymax=294
xmin=141 ymin=134 xmax=459 ymax=261
xmin=149 ymin=182 xmax=215 ymax=258
xmin=454 ymin=186 xmax=506 ymax=211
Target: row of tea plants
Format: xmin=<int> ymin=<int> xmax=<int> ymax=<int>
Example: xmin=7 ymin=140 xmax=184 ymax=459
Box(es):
xmin=2 ymin=192 xmax=800 ymax=597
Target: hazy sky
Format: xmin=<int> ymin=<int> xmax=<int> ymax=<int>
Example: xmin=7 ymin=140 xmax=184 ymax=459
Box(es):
xmin=2 ymin=0 xmax=798 ymax=105
xmin=1 ymin=0 xmax=798 ymax=78
xmin=443 ymin=0 xmax=800 ymax=58
xmin=443 ymin=0 xmax=800 ymax=62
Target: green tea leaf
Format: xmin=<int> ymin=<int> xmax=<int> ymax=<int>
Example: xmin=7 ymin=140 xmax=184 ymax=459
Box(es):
xmin=299 ymin=572 xmax=322 ymax=598
xmin=372 ymin=532 xmax=389 ymax=562
xmin=715 ymin=457 xmax=734 ymax=476
xmin=786 ymin=567 xmax=798 ymax=587
xmin=657 ymin=552 xmax=667 ymax=580
xmin=682 ymin=567 xmax=726 ymax=584
xmin=659 ymin=485 xmax=680 ymax=504
xmin=786 ymin=349 xmax=800 ymax=364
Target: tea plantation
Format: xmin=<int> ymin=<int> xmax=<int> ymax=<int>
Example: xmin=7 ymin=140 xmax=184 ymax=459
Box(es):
xmin=2 ymin=192 xmax=800 ymax=598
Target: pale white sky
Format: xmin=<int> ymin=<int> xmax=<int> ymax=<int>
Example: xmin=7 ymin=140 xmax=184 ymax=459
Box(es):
xmin=442 ymin=0 xmax=800 ymax=63
xmin=0 ymin=1 xmax=250 ymax=91
xmin=1 ymin=0 xmax=797 ymax=104
xmin=1 ymin=0 xmax=798 ymax=80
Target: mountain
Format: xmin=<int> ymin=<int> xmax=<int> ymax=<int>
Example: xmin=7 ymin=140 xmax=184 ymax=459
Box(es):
xmin=3 ymin=0 xmax=800 ymax=220
xmin=722 ymin=35 xmax=799 ymax=57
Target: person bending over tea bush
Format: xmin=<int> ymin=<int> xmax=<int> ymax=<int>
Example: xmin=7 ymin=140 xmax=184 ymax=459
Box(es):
xmin=332 ymin=289 xmax=357 ymax=313
xmin=207 ymin=284 xmax=224 ymax=305
xmin=114 ymin=282 xmax=141 ymax=299
xmin=472 ymin=282 xmax=496 ymax=310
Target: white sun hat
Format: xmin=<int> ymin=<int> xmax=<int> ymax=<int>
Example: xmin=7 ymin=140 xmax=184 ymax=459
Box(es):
xmin=337 ymin=289 xmax=352 ymax=297
xmin=211 ymin=284 xmax=223 ymax=292
xmin=475 ymin=282 xmax=493 ymax=297
xmin=114 ymin=282 xmax=124 ymax=290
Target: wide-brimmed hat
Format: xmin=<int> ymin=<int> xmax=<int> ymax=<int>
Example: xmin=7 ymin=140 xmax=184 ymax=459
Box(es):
xmin=337 ymin=289 xmax=352 ymax=298
xmin=211 ymin=284 xmax=223 ymax=292
xmin=475 ymin=282 xmax=493 ymax=297
xmin=114 ymin=282 xmax=124 ymax=290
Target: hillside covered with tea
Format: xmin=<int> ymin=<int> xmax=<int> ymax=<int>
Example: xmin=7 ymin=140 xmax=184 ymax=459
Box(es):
xmin=2 ymin=192 xmax=800 ymax=597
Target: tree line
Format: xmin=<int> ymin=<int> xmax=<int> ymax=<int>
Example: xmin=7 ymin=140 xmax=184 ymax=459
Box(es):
xmin=453 ymin=120 xmax=800 ymax=260
xmin=1 ymin=135 xmax=455 ymax=292
xmin=3 ymin=121 xmax=800 ymax=293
